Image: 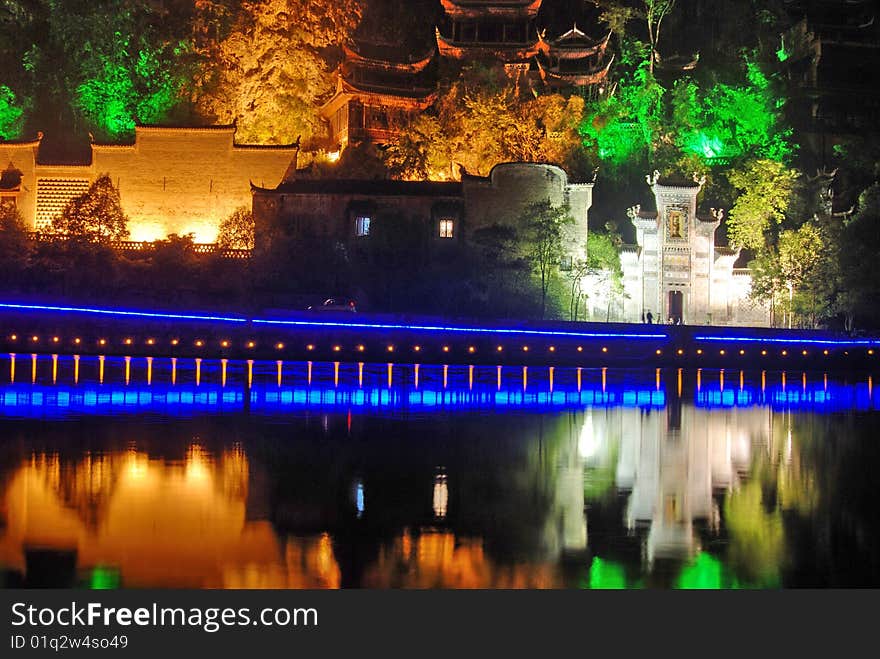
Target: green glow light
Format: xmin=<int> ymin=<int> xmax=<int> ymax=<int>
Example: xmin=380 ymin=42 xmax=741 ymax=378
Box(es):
xmin=776 ymin=47 xmax=790 ymax=63
xmin=588 ymin=556 xmax=628 ymax=589
xmin=89 ymin=566 xmax=120 ymax=590
xmin=0 ymin=86 xmax=25 ymax=140
xmin=676 ymin=552 xmax=741 ymax=590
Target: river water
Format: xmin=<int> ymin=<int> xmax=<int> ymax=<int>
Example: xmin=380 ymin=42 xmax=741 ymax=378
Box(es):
xmin=0 ymin=355 xmax=877 ymax=588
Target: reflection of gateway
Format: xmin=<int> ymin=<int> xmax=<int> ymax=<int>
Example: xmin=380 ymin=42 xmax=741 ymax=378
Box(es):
xmin=584 ymin=404 xmax=761 ymax=567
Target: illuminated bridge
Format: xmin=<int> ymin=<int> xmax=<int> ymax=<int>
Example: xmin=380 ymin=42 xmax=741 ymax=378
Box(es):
xmin=1 ymin=301 xmax=879 ymax=371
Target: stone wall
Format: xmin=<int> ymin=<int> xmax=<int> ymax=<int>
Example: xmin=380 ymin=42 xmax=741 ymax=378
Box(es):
xmin=2 ymin=127 xmax=297 ymax=242
xmin=462 ymin=163 xmax=592 ymax=262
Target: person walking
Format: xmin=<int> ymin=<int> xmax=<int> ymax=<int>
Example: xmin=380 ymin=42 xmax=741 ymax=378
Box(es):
xmin=646 ymin=310 xmax=653 ymax=324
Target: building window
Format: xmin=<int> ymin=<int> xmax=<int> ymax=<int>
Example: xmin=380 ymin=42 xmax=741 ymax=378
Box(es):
xmin=439 ymin=218 xmax=455 ymax=239
xmin=560 ymin=255 xmax=573 ymax=271
xmin=355 ymin=215 xmax=371 ymax=237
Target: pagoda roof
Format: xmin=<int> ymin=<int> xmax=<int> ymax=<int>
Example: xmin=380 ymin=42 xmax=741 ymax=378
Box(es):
xmin=439 ymin=0 xmax=542 ymax=20
xmin=342 ymin=42 xmax=435 ymax=74
xmin=550 ymin=25 xmax=612 ymax=59
xmin=435 ymin=27 xmax=547 ymax=61
xmin=536 ymin=54 xmax=614 ymax=88
xmin=319 ymin=77 xmax=437 ymax=118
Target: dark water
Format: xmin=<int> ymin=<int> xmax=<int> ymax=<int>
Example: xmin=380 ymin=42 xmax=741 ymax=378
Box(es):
xmin=0 ymin=355 xmax=878 ymax=588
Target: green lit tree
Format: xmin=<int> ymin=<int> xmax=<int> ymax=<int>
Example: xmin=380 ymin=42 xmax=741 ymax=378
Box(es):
xmin=217 ymin=206 xmax=254 ymax=250
xmin=727 ymin=159 xmax=798 ymax=250
xmin=52 ymin=173 xmax=129 ymax=242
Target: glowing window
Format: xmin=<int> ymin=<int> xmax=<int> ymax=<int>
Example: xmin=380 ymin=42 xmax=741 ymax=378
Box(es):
xmin=439 ymin=218 xmax=455 ymax=239
xmin=355 ymin=216 xmax=371 ymax=237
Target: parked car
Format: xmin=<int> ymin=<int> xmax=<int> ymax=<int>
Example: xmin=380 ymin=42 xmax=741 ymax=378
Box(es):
xmin=307 ymin=298 xmax=357 ymax=312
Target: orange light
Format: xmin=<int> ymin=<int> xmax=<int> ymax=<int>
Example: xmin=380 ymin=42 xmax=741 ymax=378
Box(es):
xmin=869 ymin=349 xmax=875 ymax=356
xmin=332 ymin=345 xmax=341 ymax=352
xmin=656 ymin=349 xmax=662 ymax=355
xmin=306 ymin=344 xmax=315 ymax=351
xmin=719 ymin=350 xmax=726 ymax=355
xmin=577 ymin=346 xmax=583 ymax=352
xmin=74 ymin=338 xmax=81 ymax=345
xmin=522 ymin=346 xmax=529 ymax=352
xmin=31 ymin=336 xmax=38 ymax=342
xmin=696 ymin=349 xmax=703 ymax=355
xmin=52 ymin=336 xmax=60 ymax=343
xmin=601 ymin=347 xmax=608 ymax=353
xmin=246 ymin=341 xmax=255 ymax=348
xmin=356 ymin=344 xmax=365 ymax=352
xmin=124 ymin=338 xmax=132 ymax=345
xmin=386 ymin=345 xmax=394 ymax=352
xmin=413 ymin=345 xmax=421 ymax=352
xmin=781 ymin=350 xmax=788 ymax=356
xmin=146 ymin=338 xmax=155 ymax=345
xmin=761 ymin=350 xmax=767 ymax=356
xmin=548 ymin=346 xmax=556 ymax=352
xmin=677 ymin=349 xmax=684 ymax=355
xmin=98 ymin=339 xmax=107 ymax=346
xmin=221 ymin=340 xmax=230 ymax=348
xmin=823 ymin=349 xmax=829 ymax=356
xmin=468 ymin=346 xmax=476 ymax=353
xmin=9 ymin=334 xmax=16 ymax=341
xmin=171 ymin=339 xmax=179 ymax=346
xmin=496 ymin=346 xmax=503 ymax=352
xmin=739 ymin=349 xmax=745 ymax=355
xmin=195 ymin=340 xmax=203 ymax=347
xmin=802 ymin=350 xmax=808 ymax=356
xmin=442 ymin=346 xmax=450 ymax=353
xmin=276 ymin=343 xmax=285 ymax=350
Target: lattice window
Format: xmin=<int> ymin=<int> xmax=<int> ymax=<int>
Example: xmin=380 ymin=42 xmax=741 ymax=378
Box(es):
xmin=35 ymin=178 xmax=90 ymax=229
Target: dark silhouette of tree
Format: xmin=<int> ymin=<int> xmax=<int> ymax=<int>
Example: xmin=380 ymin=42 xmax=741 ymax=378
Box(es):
xmin=51 ymin=173 xmax=129 ymax=242
xmin=217 ymin=206 xmax=254 ymax=250
xmin=520 ymin=200 xmax=573 ymax=319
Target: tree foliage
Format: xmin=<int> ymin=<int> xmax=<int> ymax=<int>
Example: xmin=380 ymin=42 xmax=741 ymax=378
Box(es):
xmin=194 ymin=0 xmax=363 ymax=145
xmin=520 ymin=200 xmax=573 ymax=319
xmin=727 ymin=159 xmax=798 ymax=250
xmin=217 ymin=206 xmax=254 ymax=250
xmin=51 ymin=174 xmax=129 ymax=242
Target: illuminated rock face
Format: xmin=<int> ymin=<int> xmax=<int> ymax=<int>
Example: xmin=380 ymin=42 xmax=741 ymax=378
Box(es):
xmin=3 ymin=128 xmax=297 ymax=242
xmin=615 ymin=176 xmax=771 ymax=327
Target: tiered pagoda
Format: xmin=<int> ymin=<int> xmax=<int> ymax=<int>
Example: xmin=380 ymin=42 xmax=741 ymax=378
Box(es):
xmin=434 ymin=0 xmax=546 ymax=64
xmin=320 ymin=41 xmax=437 ymax=148
xmin=536 ymin=25 xmax=613 ymax=95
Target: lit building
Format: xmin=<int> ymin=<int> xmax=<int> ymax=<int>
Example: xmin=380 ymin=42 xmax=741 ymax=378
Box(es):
xmin=535 ymin=24 xmax=613 ymax=97
xmin=435 ymin=0 xmax=546 ymax=64
xmin=252 ymin=162 xmax=592 ymax=265
xmin=319 ymin=41 xmax=437 ymax=150
xmin=0 ymin=127 xmax=297 ymax=242
xmin=609 ymin=172 xmax=771 ymax=327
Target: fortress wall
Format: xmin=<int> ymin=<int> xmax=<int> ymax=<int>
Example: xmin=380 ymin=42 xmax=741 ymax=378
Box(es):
xmin=92 ymin=127 xmax=296 ymax=242
xmin=0 ymin=141 xmax=39 ymax=227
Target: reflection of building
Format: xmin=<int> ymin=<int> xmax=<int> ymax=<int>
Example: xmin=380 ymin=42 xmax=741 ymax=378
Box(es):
xmin=0 ymin=128 xmax=297 ymax=241
xmin=615 ymin=173 xmax=771 ymax=326
xmin=584 ymin=403 xmax=764 ymax=567
xmin=319 ymin=41 xmax=437 ymax=149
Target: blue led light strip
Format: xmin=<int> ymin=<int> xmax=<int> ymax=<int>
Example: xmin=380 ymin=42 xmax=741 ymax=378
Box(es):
xmin=251 ymin=318 xmax=667 ymax=340
xmin=0 ymin=302 xmax=667 ymax=340
xmin=0 ymin=303 xmax=247 ymax=324
xmin=693 ymin=335 xmax=878 ymax=347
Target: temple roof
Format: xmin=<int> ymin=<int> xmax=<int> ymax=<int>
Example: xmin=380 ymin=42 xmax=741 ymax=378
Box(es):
xmin=550 ymin=25 xmax=612 ymax=59
xmin=537 ymin=54 xmax=613 ymax=88
xmin=342 ymin=42 xmax=435 ymax=74
xmin=439 ymin=0 xmax=543 ymax=20
xmin=435 ymin=27 xmax=545 ymax=61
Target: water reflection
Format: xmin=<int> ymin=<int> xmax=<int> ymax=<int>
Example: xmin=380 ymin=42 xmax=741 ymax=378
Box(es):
xmin=0 ymin=355 xmax=877 ymax=588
